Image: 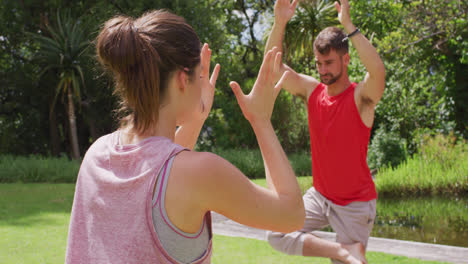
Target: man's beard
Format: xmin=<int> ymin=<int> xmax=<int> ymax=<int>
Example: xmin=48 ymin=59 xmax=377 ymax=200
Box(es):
xmin=320 ymin=69 xmax=342 ymax=85
xmin=319 ymin=57 xmax=344 ymax=85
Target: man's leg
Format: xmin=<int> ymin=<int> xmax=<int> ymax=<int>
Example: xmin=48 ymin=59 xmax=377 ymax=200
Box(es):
xmin=267 ymin=187 xmax=328 ymax=255
xmin=268 ymin=188 xmax=366 ymax=264
xmin=301 ymin=233 xmax=365 ymax=264
xmin=327 ymin=199 xmax=377 ymax=264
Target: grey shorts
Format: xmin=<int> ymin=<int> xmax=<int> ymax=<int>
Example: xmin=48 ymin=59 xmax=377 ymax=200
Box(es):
xmin=267 ymin=187 xmax=376 ymax=257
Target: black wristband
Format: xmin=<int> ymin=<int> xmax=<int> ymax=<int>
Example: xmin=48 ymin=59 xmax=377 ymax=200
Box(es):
xmin=342 ymin=28 xmax=360 ymax=42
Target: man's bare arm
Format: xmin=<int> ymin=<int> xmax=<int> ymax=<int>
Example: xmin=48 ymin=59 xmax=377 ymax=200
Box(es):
xmin=265 ymin=0 xmax=318 ymax=100
xmin=336 ymin=0 xmax=385 ymax=107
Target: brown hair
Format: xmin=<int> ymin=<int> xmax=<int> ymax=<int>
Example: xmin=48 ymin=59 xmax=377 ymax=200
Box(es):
xmin=313 ymin=27 xmax=348 ymax=55
xmin=96 ymin=10 xmax=201 ymax=135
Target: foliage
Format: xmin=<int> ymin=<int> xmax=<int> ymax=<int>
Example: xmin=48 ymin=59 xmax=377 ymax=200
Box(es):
xmin=283 ymin=0 xmax=338 ymax=71
xmin=196 ymin=148 xmax=311 ymax=179
xmin=352 ymin=0 xmax=467 ymax=150
xmin=30 ymin=10 xmax=91 ymax=159
xmin=367 ymin=127 xmax=408 ymax=170
xmin=0 ymin=155 xmax=80 ymax=183
xmin=0 ymin=0 xmax=467 ymax=158
xmin=375 ymin=134 xmax=468 ymax=197
xmin=0 ymin=150 xmax=310 ymax=183
xmin=2 ymin=133 xmax=467 ymax=196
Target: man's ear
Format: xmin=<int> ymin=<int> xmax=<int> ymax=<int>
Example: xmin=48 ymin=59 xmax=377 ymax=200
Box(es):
xmin=343 ymin=53 xmax=350 ymax=66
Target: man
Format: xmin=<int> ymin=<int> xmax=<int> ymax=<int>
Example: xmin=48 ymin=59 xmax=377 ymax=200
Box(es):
xmin=266 ymin=0 xmax=385 ymax=264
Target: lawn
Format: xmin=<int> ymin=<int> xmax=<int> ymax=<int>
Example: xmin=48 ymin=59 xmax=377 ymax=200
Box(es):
xmin=0 ymin=183 xmax=452 ymax=264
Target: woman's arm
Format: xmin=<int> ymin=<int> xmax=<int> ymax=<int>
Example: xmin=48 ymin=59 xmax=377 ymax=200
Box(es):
xmin=167 ymin=48 xmax=305 ymax=234
xmin=174 ymin=43 xmax=220 ymax=149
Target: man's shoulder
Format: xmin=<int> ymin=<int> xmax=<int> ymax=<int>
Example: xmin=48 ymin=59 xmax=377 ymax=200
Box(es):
xmin=306 ymin=81 xmax=324 ymax=103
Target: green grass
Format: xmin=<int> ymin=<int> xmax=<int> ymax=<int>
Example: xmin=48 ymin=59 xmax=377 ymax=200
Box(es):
xmin=212 ymin=235 xmax=450 ymax=264
xmin=252 ymin=176 xmax=313 ymax=195
xmin=0 ymin=184 xmax=75 ymax=263
xmin=0 ymin=183 xmax=453 ymax=263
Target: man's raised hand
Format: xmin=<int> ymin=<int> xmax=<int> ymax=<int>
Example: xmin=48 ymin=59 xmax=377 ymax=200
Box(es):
xmin=335 ymin=0 xmax=353 ymax=28
xmin=274 ymin=0 xmax=298 ymax=26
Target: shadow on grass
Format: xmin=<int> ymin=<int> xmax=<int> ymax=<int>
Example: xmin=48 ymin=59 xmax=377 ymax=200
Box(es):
xmin=0 ymin=183 xmax=75 ymax=226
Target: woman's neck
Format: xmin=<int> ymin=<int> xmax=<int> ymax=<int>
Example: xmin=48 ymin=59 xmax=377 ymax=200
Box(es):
xmin=121 ymin=108 xmax=177 ymax=145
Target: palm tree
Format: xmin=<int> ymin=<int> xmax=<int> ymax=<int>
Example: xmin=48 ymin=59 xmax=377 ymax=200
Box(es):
xmin=283 ymin=0 xmax=338 ymax=72
xmin=32 ymin=10 xmax=89 ymax=160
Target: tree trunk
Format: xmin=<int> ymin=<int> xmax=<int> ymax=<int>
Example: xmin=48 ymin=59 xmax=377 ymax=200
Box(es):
xmin=81 ymin=101 xmax=99 ymax=142
xmin=67 ymin=86 xmax=80 ymax=160
xmin=48 ymin=108 xmax=61 ymax=156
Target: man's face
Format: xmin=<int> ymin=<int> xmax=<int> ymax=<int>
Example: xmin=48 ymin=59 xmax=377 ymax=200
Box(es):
xmin=314 ymin=49 xmax=348 ymax=85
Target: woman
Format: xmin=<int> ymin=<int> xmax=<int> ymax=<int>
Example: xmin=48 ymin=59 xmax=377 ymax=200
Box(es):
xmin=66 ymin=10 xmax=304 ymax=264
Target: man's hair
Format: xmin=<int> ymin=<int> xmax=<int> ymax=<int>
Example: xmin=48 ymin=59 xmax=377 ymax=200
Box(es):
xmin=313 ymin=27 xmax=348 ymax=55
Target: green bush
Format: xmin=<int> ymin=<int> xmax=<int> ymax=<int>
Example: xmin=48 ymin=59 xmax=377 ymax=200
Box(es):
xmin=375 ymin=134 xmax=468 ymax=196
xmin=213 ymin=149 xmax=265 ymax=179
xmin=0 ymin=155 xmax=80 ymax=183
xmin=368 ymin=127 xmax=408 ymax=170
xmin=213 ymin=149 xmax=311 ymax=179
xmin=288 ymin=151 xmax=312 ymax=177
xmin=0 ymin=150 xmax=311 ymax=183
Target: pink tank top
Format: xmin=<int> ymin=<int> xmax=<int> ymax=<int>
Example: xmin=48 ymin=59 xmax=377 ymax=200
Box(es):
xmin=65 ymin=131 xmax=213 ymax=263
xmin=308 ymin=83 xmax=377 ymax=205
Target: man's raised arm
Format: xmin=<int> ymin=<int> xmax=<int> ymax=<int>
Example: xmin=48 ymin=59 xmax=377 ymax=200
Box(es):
xmin=265 ymin=0 xmax=318 ymax=101
xmin=265 ymin=0 xmax=297 ymax=55
xmin=336 ymin=0 xmax=385 ymax=106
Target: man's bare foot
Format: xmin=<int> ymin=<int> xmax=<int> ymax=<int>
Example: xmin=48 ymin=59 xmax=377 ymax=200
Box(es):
xmin=341 ymin=242 xmax=367 ymax=264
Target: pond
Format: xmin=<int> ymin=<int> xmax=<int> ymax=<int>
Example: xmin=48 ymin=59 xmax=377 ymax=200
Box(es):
xmin=373 ymin=196 xmax=468 ymax=247
xmin=324 ymin=196 xmax=468 ymax=247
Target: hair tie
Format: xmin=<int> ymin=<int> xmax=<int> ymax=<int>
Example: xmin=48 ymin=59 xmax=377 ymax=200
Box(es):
xmin=131 ymin=23 xmax=139 ymax=34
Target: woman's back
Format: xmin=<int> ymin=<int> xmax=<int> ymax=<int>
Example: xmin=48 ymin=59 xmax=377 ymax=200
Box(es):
xmin=65 ymin=132 xmax=212 ymax=263
xmin=66 ymin=9 xmax=305 ymax=263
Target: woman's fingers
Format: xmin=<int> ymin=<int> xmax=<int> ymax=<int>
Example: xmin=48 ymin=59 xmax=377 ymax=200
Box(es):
xmin=210 ymin=64 xmax=221 ymax=86
xmin=258 ymin=48 xmax=276 ymax=84
xmin=230 ymin=81 xmax=245 ymax=104
xmin=291 ymin=0 xmax=298 ymax=10
xmin=200 ymin=43 xmax=211 ymax=77
xmin=274 ymin=70 xmax=289 ymax=97
xmin=273 ymin=51 xmax=282 ymax=79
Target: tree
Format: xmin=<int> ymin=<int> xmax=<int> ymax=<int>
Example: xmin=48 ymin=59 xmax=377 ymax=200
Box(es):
xmin=283 ymin=0 xmax=338 ymax=74
xmin=32 ymin=10 xmax=90 ymax=159
xmin=350 ymin=0 xmax=466 ymax=155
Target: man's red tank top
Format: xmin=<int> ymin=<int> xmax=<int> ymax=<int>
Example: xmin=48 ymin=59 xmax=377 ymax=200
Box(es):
xmin=308 ymin=82 xmax=377 ymax=205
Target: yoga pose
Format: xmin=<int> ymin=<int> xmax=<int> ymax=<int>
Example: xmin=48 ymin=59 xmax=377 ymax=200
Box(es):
xmin=265 ymin=1 xmax=386 ymax=263
xmin=65 ymin=10 xmax=304 ymax=264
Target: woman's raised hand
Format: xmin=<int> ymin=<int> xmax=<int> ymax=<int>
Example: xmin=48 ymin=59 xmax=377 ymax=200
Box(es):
xmin=199 ymin=43 xmax=220 ymax=121
xmin=230 ymin=47 xmax=289 ymax=124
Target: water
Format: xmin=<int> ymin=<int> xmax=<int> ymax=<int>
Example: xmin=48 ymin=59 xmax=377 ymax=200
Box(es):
xmin=372 ymin=196 xmax=468 ymax=247
xmin=323 ymin=196 xmax=468 ymax=247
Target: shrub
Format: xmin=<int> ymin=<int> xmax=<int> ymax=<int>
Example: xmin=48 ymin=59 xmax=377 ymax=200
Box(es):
xmin=375 ymin=133 xmax=468 ymax=196
xmin=0 ymin=155 xmax=80 ymax=183
xmin=368 ymin=127 xmax=408 ymax=170
xmin=213 ymin=149 xmax=311 ymax=179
